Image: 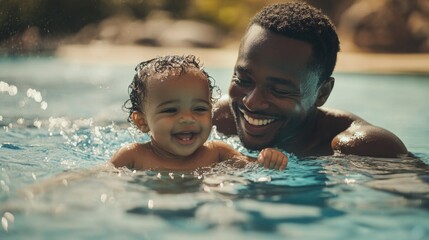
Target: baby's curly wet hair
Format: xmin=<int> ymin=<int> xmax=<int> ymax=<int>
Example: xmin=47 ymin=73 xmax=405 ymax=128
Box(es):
xmin=123 ymin=54 xmax=220 ymax=122
xmin=250 ymin=1 xmax=340 ymax=85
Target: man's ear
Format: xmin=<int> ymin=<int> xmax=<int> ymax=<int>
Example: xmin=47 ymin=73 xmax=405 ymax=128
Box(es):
xmin=316 ymin=77 xmax=335 ymax=107
xmin=132 ymin=111 xmax=150 ymax=133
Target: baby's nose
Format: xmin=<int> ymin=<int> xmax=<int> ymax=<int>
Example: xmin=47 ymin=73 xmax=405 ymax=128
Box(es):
xmin=179 ymin=118 xmax=195 ymax=124
xmin=179 ymin=113 xmax=196 ymax=124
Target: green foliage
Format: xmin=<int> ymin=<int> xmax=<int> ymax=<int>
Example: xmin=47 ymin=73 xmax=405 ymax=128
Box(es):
xmin=0 ymin=0 xmax=109 ymax=39
xmin=0 ymin=0 xmax=280 ymax=41
xmin=188 ymin=0 xmax=272 ymax=32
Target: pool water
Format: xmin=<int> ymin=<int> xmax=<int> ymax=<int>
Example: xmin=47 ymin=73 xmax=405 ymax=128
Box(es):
xmin=1 ymin=57 xmax=429 ymax=239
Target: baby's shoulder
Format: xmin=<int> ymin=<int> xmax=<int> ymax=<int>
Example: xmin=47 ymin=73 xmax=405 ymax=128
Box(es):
xmin=117 ymin=142 xmax=148 ymax=153
xmin=110 ymin=142 xmax=149 ymax=168
xmin=205 ymin=140 xmax=228 ymax=148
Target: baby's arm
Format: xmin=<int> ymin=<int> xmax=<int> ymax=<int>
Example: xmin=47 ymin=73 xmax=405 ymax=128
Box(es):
xmin=257 ymin=148 xmax=288 ymax=170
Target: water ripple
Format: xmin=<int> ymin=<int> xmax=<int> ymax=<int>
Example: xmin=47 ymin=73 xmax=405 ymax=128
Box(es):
xmin=0 ymin=143 xmax=23 ymax=150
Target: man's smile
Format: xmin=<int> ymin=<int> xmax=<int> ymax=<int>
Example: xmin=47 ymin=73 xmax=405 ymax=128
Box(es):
xmin=239 ymin=108 xmax=276 ymax=127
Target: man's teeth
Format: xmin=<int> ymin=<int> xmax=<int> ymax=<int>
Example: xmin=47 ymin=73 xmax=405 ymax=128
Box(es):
xmin=243 ymin=114 xmax=274 ymax=126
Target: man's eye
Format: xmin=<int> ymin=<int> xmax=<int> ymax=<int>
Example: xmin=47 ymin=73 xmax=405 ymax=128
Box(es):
xmin=232 ymin=75 xmax=252 ymax=87
xmin=271 ymin=88 xmax=300 ymax=98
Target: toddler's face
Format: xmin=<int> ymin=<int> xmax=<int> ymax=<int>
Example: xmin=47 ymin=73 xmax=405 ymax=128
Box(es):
xmin=143 ymin=69 xmax=212 ymax=157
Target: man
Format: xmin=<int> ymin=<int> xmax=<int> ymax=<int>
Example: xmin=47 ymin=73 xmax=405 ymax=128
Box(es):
xmin=213 ymin=2 xmax=408 ymax=158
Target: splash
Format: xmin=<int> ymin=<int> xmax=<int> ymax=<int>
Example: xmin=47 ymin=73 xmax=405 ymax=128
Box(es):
xmin=26 ymin=88 xmax=48 ymax=110
xmin=0 ymin=81 xmax=18 ymax=96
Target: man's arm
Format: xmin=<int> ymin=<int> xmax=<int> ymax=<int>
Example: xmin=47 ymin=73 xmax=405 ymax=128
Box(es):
xmin=331 ymin=122 xmax=408 ymax=158
xmin=212 ymin=95 xmax=237 ymax=135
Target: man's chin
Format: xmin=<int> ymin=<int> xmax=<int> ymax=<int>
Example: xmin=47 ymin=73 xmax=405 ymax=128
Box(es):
xmin=242 ymin=142 xmax=264 ymax=151
xmin=234 ymin=121 xmax=270 ymax=149
xmin=237 ymin=130 xmax=273 ymax=151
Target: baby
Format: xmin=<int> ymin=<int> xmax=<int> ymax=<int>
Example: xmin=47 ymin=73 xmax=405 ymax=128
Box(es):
xmin=110 ymin=55 xmax=288 ymax=171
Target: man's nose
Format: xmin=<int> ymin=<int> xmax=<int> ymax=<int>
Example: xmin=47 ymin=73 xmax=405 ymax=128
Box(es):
xmin=243 ymin=88 xmax=269 ymax=111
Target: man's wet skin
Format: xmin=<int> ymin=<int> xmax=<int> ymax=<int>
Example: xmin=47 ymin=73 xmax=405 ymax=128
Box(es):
xmin=214 ymin=25 xmax=408 ymax=158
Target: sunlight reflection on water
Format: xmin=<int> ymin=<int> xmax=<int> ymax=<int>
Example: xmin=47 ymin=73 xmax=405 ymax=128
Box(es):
xmin=0 ymin=58 xmax=428 ymax=239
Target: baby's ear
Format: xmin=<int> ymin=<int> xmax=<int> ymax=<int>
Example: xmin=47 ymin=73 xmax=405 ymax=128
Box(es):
xmin=132 ymin=111 xmax=150 ymax=132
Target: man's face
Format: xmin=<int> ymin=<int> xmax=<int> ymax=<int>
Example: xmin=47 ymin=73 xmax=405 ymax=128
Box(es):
xmin=229 ymin=24 xmax=321 ymax=150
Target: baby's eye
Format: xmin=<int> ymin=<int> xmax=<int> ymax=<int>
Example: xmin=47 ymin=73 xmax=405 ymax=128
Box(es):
xmin=194 ymin=106 xmax=209 ymax=112
xmin=160 ymin=108 xmax=177 ymax=113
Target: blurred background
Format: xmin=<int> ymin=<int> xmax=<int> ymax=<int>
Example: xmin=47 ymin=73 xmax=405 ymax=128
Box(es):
xmin=1 ymin=0 xmax=429 ymax=55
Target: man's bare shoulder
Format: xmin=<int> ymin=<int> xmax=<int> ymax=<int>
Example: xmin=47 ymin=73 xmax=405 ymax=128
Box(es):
xmin=316 ymin=107 xmax=361 ymax=139
xmin=319 ymin=107 xmax=362 ymax=121
xmin=212 ymin=95 xmax=236 ymax=135
xmin=320 ymin=108 xmax=409 ymax=157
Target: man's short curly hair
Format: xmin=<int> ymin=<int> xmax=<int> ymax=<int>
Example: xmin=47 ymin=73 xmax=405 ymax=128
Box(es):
xmin=123 ymin=54 xmax=220 ymax=122
xmin=250 ymin=1 xmax=340 ymax=84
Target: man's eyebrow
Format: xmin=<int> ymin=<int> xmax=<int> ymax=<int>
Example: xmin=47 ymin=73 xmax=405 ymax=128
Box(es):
xmin=235 ymin=65 xmax=251 ymax=74
xmin=236 ymin=65 xmax=299 ymax=90
xmin=269 ymin=77 xmax=295 ymax=86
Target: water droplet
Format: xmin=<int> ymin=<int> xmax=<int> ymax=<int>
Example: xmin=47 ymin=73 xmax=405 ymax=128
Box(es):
xmin=256 ymin=176 xmax=271 ymax=182
xmin=2 ymin=216 xmax=8 ymax=232
xmin=3 ymin=212 xmax=14 ymax=223
xmin=344 ymin=178 xmax=356 ymax=184
xmin=148 ymin=199 xmax=154 ymax=209
xmin=1 ymin=212 xmax=14 ymax=232
xmin=26 ymin=88 xmax=43 ymax=102
xmin=41 ymin=101 xmax=48 ymax=110
xmin=17 ymin=118 xmax=24 ymax=125
xmin=100 ymin=193 xmax=107 ymax=203
xmin=0 ymin=81 xmax=18 ymax=96
xmin=33 ymin=119 xmax=42 ymax=128
xmin=8 ymin=85 xmax=17 ymax=96
xmin=1 ymin=180 xmax=10 ymax=194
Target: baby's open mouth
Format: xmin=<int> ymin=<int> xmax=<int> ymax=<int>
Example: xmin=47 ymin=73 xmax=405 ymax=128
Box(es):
xmin=174 ymin=132 xmax=196 ymax=143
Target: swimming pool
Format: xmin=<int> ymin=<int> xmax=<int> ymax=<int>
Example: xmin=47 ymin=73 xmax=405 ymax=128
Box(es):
xmin=1 ymin=57 xmax=428 ymax=239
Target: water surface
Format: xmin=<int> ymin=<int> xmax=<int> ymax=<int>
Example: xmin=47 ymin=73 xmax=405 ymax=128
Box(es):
xmin=1 ymin=57 xmax=428 ymax=239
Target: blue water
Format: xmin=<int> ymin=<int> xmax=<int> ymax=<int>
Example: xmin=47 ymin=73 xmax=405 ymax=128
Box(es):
xmin=1 ymin=57 xmax=429 ymax=239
